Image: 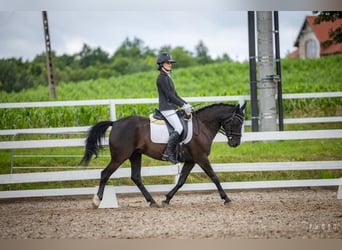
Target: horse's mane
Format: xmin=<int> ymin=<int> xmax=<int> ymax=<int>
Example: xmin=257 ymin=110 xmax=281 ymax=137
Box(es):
xmin=195 ymin=103 xmax=236 ymax=114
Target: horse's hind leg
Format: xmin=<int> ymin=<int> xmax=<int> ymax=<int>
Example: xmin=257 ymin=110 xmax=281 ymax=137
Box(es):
xmin=162 ymin=161 xmax=195 ymax=206
xmin=93 ymin=160 xmax=121 ymax=208
xmin=130 ymin=152 xmax=158 ymax=207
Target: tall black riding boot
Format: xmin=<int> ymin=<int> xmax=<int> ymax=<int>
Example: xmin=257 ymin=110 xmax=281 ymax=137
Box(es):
xmin=162 ymin=131 xmax=180 ymax=164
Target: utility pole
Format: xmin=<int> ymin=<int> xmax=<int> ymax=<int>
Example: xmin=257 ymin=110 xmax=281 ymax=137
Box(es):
xmin=42 ymin=11 xmax=57 ymax=100
xmin=256 ymin=12 xmax=277 ymax=132
xmin=274 ymin=11 xmax=284 ymax=131
xmin=247 ymin=11 xmax=259 ymax=132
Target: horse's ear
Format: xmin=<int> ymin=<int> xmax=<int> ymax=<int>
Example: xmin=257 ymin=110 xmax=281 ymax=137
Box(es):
xmin=240 ymin=102 xmax=246 ymax=112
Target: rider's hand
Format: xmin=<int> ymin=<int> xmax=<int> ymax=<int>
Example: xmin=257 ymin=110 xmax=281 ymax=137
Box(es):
xmin=182 ymin=103 xmax=193 ymax=114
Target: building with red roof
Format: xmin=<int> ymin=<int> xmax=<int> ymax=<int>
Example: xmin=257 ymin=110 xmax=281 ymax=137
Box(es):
xmin=287 ymin=16 xmax=342 ymax=59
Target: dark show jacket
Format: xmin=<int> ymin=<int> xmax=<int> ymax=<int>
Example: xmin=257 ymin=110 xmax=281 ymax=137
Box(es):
xmin=156 ymin=71 xmax=187 ymax=111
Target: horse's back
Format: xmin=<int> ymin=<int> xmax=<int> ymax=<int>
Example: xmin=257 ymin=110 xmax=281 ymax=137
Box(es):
xmin=113 ymin=115 xmax=148 ymax=125
xmin=110 ymin=115 xmax=149 ymax=138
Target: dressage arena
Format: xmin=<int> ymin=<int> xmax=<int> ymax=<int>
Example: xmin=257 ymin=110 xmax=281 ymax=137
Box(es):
xmin=0 ymin=188 xmax=341 ymax=239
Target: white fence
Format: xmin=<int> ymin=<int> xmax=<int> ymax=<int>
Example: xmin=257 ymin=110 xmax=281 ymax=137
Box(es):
xmin=0 ymin=161 xmax=341 ymax=200
xmin=0 ymin=92 xmax=341 ymax=201
xmin=1 ymin=130 xmax=342 ymax=150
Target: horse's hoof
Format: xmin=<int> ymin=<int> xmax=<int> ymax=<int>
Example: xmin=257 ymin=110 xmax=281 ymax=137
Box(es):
xmin=224 ymin=199 xmax=232 ymax=206
xmin=92 ymin=194 xmax=101 ymax=209
xmin=150 ymin=202 xmax=160 ymax=208
xmin=161 ymin=200 xmax=170 ymax=207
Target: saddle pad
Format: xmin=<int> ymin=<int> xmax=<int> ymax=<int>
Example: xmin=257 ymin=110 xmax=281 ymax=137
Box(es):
xmin=150 ymin=118 xmax=193 ymax=144
xmin=149 ymin=114 xmax=166 ymax=125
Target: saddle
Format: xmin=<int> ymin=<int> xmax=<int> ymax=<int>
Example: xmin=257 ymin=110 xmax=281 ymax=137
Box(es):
xmin=149 ymin=109 xmax=193 ymax=145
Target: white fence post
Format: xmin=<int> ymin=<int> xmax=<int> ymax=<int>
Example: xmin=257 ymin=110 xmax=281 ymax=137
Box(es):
xmin=337 ymin=179 xmax=342 ymax=199
xmin=109 ymin=100 xmax=116 ymax=121
xmin=174 ymin=163 xmax=181 ymax=184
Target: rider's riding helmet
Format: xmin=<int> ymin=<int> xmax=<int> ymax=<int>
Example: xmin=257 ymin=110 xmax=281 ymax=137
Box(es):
xmin=156 ymin=52 xmax=176 ymax=70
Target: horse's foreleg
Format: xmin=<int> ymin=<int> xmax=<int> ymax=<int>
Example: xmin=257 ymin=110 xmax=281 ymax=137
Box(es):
xmin=162 ymin=161 xmax=195 ymax=206
xmin=130 ymin=152 xmax=158 ymax=207
xmin=200 ymin=161 xmax=231 ymax=205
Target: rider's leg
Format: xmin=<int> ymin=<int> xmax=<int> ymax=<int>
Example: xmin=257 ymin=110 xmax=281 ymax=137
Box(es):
xmin=161 ymin=110 xmax=183 ymax=164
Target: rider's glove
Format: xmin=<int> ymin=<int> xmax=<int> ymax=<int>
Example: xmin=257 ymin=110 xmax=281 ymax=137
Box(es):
xmin=182 ymin=103 xmax=193 ymax=114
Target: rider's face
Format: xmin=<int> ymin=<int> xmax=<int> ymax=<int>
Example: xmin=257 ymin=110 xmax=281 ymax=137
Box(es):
xmin=163 ymin=61 xmax=173 ymax=71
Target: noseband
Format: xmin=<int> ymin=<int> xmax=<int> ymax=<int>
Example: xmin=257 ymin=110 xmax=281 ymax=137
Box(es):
xmin=219 ymin=112 xmax=244 ymax=139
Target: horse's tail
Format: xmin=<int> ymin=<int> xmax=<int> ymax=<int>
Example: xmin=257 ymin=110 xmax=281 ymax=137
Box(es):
xmin=80 ymin=121 xmax=114 ymax=166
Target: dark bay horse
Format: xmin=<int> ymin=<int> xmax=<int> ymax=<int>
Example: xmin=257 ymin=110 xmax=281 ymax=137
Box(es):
xmin=80 ymin=103 xmax=246 ymax=207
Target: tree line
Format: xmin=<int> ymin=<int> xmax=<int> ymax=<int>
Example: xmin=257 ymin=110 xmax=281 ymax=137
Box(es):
xmin=0 ymin=37 xmax=233 ymax=93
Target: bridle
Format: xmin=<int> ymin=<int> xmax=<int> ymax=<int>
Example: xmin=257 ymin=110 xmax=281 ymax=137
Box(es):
xmin=219 ymin=112 xmax=244 ymax=139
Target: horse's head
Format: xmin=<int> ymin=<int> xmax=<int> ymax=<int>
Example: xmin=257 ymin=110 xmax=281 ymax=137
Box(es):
xmin=221 ymin=103 xmax=246 ymax=148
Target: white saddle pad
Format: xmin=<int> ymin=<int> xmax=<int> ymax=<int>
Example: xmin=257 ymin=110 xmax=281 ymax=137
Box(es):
xmin=150 ymin=117 xmax=193 ymax=144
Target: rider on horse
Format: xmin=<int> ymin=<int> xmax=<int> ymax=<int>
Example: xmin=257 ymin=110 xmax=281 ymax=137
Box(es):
xmin=156 ymin=52 xmax=192 ymax=164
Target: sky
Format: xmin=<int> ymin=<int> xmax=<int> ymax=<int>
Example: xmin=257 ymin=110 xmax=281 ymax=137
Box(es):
xmin=0 ymin=11 xmax=313 ymax=62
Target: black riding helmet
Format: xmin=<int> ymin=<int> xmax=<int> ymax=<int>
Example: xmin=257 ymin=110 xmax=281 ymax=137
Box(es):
xmin=156 ymin=52 xmax=176 ymax=70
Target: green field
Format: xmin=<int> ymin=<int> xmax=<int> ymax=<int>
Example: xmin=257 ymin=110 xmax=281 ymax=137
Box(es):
xmin=1 ymin=55 xmax=342 ymax=129
xmin=0 ymin=56 xmax=341 ymax=190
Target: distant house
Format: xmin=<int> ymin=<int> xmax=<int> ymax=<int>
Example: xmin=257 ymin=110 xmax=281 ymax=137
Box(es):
xmin=287 ymin=16 xmax=342 ymax=59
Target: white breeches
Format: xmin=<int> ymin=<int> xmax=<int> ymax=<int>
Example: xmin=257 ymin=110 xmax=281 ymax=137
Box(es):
xmin=161 ymin=110 xmax=183 ymax=134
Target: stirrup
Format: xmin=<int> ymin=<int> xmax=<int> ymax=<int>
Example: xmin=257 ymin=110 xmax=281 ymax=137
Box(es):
xmin=162 ymin=153 xmax=169 ymax=161
xmin=162 ymin=154 xmax=179 ymax=164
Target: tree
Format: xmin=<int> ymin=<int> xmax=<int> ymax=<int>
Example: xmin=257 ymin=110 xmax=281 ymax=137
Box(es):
xmin=113 ymin=37 xmax=153 ymax=59
xmin=0 ymin=36 xmax=236 ymax=93
xmin=168 ymin=47 xmax=197 ymax=68
xmin=111 ymin=37 xmax=156 ymax=74
xmin=0 ymin=58 xmax=38 ymax=92
xmin=111 ymin=57 xmax=131 ymax=75
xmin=313 ymin=11 xmax=342 ymax=47
xmin=78 ymin=44 xmax=110 ymax=68
xmin=0 ymin=59 xmax=18 ymax=92
xmin=195 ymin=40 xmax=213 ymax=64
xmin=216 ymin=53 xmax=233 ymax=63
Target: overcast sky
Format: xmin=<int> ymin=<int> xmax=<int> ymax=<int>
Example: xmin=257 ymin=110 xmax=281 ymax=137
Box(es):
xmin=0 ymin=11 xmax=313 ymax=62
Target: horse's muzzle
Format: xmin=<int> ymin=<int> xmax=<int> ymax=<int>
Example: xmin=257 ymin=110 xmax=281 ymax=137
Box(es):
xmin=228 ymin=140 xmax=240 ymax=148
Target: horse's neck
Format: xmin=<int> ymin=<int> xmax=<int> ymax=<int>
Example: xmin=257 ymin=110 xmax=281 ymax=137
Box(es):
xmin=196 ymin=105 xmax=236 ymax=134
xmin=195 ymin=111 xmax=223 ymax=136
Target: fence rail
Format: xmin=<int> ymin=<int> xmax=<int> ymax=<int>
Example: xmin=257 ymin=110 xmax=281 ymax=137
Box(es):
xmin=0 ymin=161 xmax=341 ymax=200
xmin=1 ymin=130 xmax=342 ymax=150
xmin=1 ymin=161 xmax=341 ymax=185
xmin=1 ymin=115 xmax=342 ymax=137
xmin=2 ymin=92 xmax=342 ymax=109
